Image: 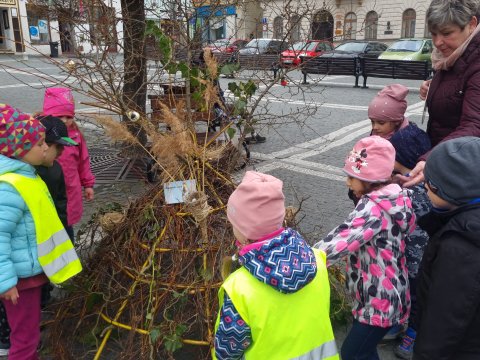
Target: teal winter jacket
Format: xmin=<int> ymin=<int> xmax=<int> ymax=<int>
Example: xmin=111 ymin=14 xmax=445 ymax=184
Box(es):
xmin=0 ymin=155 xmax=43 ymax=294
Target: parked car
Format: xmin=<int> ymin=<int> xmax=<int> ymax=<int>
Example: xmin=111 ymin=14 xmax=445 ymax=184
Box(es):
xmin=205 ymin=38 xmax=249 ymax=54
xmin=319 ymin=40 xmax=388 ymax=59
xmin=280 ymin=40 xmax=334 ymax=67
xmin=238 ymin=38 xmax=289 ymax=55
xmin=378 ymin=38 xmax=433 ymax=63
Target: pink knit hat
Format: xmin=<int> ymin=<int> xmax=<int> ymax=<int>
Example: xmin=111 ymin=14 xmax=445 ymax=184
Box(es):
xmin=43 ymin=88 xmax=75 ymax=118
xmin=368 ymin=84 xmax=408 ymax=122
xmin=227 ymin=171 xmax=285 ymax=241
xmin=343 ymin=136 xmax=396 ymax=182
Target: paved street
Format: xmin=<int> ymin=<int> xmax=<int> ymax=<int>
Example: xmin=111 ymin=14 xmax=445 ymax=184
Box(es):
xmin=0 ymin=54 xmax=427 ymax=359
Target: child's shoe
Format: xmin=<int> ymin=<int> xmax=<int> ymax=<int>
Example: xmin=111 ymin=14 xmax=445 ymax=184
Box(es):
xmin=0 ymin=340 xmax=9 ymax=356
xmin=394 ymin=327 xmax=416 ymax=359
xmin=383 ymin=324 xmax=405 ymax=340
xmin=245 ymin=133 xmax=266 ymax=144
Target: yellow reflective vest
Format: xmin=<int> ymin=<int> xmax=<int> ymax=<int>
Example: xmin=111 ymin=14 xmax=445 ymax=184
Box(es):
xmin=214 ymin=249 xmax=338 ymax=360
xmin=0 ymin=173 xmax=82 ymax=284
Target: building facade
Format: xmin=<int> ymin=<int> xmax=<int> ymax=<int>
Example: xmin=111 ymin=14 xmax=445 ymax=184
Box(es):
xmin=259 ymin=0 xmax=432 ymax=44
xmin=191 ymin=0 xmax=263 ymax=43
xmin=0 ymin=0 xmax=122 ymax=56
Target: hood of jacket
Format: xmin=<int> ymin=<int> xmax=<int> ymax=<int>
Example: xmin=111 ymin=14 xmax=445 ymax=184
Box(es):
xmin=419 ymin=203 xmax=480 ymax=249
xmin=365 ymin=183 xmax=415 ymax=235
xmin=239 ymin=228 xmax=317 ymax=294
xmin=0 ymin=154 xmax=36 ymax=178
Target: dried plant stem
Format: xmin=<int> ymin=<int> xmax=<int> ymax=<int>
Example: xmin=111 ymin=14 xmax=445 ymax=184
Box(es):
xmin=94 ymin=217 xmax=172 ymax=360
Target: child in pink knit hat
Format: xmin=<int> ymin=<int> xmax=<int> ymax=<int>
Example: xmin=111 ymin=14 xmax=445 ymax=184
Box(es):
xmin=349 ymin=84 xmax=411 ymax=207
xmin=368 ymin=84 xmax=410 ymax=139
xmin=214 ymin=171 xmax=338 ymax=360
xmin=315 ymin=136 xmax=415 ymax=360
xmin=42 ymin=87 xmax=95 ymax=242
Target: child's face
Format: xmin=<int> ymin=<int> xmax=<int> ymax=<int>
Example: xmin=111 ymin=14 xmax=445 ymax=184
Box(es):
xmin=42 ymin=143 xmax=64 ymax=167
xmin=60 ymin=116 xmax=74 ymax=128
xmin=21 ymin=137 xmax=48 ymax=166
xmin=370 ymin=119 xmax=400 ymax=138
xmin=346 ymin=176 xmax=367 ymax=198
xmin=425 ymin=180 xmax=455 ymax=210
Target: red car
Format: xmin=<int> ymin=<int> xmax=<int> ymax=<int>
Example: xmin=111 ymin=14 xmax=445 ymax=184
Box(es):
xmin=280 ymin=40 xmax=334 ymax=67
xmin=205 ymin=38 xmax=249 ymax=54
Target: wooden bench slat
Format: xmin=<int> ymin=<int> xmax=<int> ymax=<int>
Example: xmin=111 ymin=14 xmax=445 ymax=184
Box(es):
xmin=151 ymin=110 xmax=214 ymax=123
xmin=150 ymin=95 xmax=203 ymax=111
xmin=238 ymin=54 xmax=280 ymax=70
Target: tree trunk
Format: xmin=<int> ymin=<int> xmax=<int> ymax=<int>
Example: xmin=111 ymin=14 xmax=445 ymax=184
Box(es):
xmin=120 ymin=0 xmax=147 ymax=145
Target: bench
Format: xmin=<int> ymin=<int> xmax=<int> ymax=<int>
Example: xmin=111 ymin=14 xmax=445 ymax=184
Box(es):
xmin=148 ymin=93 xmax=234 ymax=146
xmin=301 ymin=56 xmax=360 ymax=87
xmin=213 ymin=53 xmax=237 ymax=66
xmin=238 ymin=54 xmax=280 ymax=71
xmin=149 ymin=94 xmax=213 ymax=123
xmin=361 ymin=58 xmax=432 ymax=88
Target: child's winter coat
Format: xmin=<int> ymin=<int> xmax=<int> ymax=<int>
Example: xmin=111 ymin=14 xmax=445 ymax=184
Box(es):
xmin=414 ymin=203 xmax=480 ymax=360
xmin=57 ymin=127 xmax=95 ymax=226
xmin=0 ymin=155 xmax=45 ymax=294
xmin=315 ymin=183 xmax=416 ymax=328
xmin=404 ymin=183 xmax=431 ymax=278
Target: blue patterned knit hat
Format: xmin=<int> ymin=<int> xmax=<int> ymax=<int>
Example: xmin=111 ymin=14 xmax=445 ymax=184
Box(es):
xmin=389 ymin=123 xmax=431 ymax=170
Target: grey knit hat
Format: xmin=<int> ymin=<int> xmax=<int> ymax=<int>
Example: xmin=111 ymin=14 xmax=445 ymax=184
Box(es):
xmin=424 ymin=137 xmax=480 ymax=205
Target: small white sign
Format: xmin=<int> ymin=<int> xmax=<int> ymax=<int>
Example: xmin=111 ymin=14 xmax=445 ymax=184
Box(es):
xmin=164 ymin=179 xmax=197 ymax=204
xmin=29 ymin=26 xmax=40 ymax=40
xmin=11 ymin=8 xmax=17 ymax=17
xmin=38 ymin=19 xmax=48 ymax=34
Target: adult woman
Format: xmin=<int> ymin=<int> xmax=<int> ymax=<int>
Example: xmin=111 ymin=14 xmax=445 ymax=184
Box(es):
xmin=402 ymin=0 xmax=480 ymax=188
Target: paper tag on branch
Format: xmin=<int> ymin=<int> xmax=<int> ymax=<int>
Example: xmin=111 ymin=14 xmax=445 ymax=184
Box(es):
xmin=164 ymin=180 xmax=197 ymax=204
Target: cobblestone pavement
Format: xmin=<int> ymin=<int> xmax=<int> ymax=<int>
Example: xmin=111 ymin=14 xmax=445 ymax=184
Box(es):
xmin=0 ymin=54 xmax=426 ymax=359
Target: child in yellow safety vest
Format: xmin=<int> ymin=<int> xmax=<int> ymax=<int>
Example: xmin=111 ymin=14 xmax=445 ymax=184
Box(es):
xmin=0 ymin=103 xmax=81 ymax=360
xmin=214 ymin=171 xmax=338 ymax=360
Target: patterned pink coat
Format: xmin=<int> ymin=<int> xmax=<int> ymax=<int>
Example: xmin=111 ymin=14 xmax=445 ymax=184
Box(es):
xmin=57 ymin=126 xmax=95 ymax=226
xmin=315 ymin=184 xmax=415 ymax=327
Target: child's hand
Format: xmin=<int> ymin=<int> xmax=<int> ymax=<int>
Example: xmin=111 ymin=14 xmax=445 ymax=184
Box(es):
xmin=398 ymin=161 xmax=426 ymax=188
xmin=1 ymin=286 xmax=19 ymax=305
xmin=84 ymin=187 xmax=94 ymax=201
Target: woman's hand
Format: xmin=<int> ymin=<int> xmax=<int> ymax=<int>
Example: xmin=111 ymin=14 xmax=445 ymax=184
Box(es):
xmin=1 ymin=286 xmax=19 ymax=305
xmin=420 ymin=80 xmax=432 ymax=100
xmin=84 ymin=187 xmax=94 ymax=201
xmin=397 ymin=161 xmax=426 ymax=188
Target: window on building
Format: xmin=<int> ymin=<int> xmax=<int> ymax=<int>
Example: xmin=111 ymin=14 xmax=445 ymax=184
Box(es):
xmin=273 ymin=16 xmax=284 ymax=39
xmin=26 ymin=4 xmax=50 ymax=45
xmin=88 ymin=2 xmax=117 ymax=47
xmin=402 ymin=8 xmax=416 ymax=38
xmin=365 ymin=11 xmax=378 ymax=40
xmin=289 ymin=15 xmax=301 ymax=43
xmin=344 ymin=12 xmax=357 ymax=40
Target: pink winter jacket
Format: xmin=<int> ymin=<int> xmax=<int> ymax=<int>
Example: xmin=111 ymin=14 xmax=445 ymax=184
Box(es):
xmin=57 ymin=126 xmax=95 ymax=225
xmin=315 ymin=184 xmax=416 ymax=328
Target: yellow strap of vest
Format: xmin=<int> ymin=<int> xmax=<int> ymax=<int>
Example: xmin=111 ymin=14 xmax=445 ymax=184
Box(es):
xmin=0 ymin=172 xmax=82 ymax=283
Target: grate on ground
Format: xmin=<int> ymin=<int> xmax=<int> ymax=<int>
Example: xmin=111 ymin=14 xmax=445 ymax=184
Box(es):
xmin=89 ymin=148 xmax=148 ymax=184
